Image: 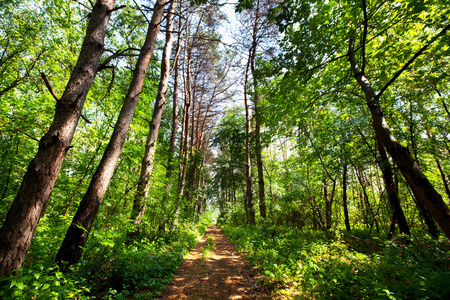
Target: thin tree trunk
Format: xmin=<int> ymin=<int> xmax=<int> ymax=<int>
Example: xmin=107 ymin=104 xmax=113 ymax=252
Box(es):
xmin=324 ymin=177 xmax=330 ymax=230
xmin=435 ymin=158 xmax=450 ymax=201
xmin=406 ymin=182 xmax=439 ymax=238
xmin=159 ymin=12 xmax=183 ymax=233
xmin=64 ymin=138 xmax=105 ymax=217
xmin=348 ymin=39 xmax=450 ymax=239
xmin=0 ymin=137 xmax=19 ymax=203
xmin=55 ymin=0 xmax=166 ymax=270
xmin=355 ymin=167 xmax=376 ymax=229
xmin=129 ymin=0 xmax=177 ymax=238
xmin=244 ymin=47 xmax=255 ymax=225
xmin=342 ymin=164 xmax=351 ymax=231
xmin=0 ymin=0 xmax=116 ymax=278
xmin=376 ymin=137 xmax=410 ymax=236
xmin=177 ymin=29 xmax=192 ymax=202
xmin=249 ymin=0 xmax=266 ymax=219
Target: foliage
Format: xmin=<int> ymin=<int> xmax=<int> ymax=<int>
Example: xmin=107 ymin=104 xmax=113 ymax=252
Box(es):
xmin=0 ymin=215 xmax=211 ymax=299
xmin=223 ymin=224 xmax=450 ymax=299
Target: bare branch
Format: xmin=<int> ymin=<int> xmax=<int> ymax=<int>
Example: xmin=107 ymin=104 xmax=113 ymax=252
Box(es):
xmin=40 ymin=72 xmax=60 ymax=101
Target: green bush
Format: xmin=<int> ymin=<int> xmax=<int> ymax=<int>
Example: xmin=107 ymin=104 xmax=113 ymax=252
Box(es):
xmin=0 ymin=215 xmax=212 ymax=299
xmin=223 ymin=225 xmax=450 ymax=299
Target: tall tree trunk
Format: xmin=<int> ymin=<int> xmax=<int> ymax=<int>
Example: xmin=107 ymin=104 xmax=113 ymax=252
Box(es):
xmin=376 ymin=137 xmax=410 ymax=236
xmin=342 ymin=164 xmax=351 ymax=231
xmin=435 ymin=158 xmax=450 ymax=201
xmin=128 ymin=0 xmax=177 ymax=239
xmin=0 ymin=0 xmax=116 ymax=278
xmin=348 ymin=39 xmax=450 ymax=239
xmin=159 ymin=12 xmax=183 ymax=233
xmin=249 ymin=0 xmax=266 ymax=219
xmin=355 ymin=167 xmax=376 ymax=229
xmin=55 ymin=1 xmax=166 ymax=270
xmin=244 ymin=48 xmax=255 ymax=225
xmin=177 ymin=28 xmax=192 ymax=202
xmin=324 ymin=176 xmax=336 ymax=231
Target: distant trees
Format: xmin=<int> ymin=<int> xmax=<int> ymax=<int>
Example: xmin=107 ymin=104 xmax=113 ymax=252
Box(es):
xmin=262 ymin=0 xmax=450 ymax=236
xmin=0 ymin=0 xmax=231 ymax=278
xmin=1 ymin=0 xmax=450 ymax=281
xmin=211 ymin=0 xmax=450 ymax=241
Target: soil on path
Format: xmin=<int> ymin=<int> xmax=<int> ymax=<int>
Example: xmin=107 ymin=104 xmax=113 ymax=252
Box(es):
xmin=155 ymin=224 xmax=268 ymax=299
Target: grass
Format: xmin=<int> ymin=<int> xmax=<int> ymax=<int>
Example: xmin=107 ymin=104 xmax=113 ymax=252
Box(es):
xmin=201 ymin=235 xmax=215 ymax=261
xmin=0 ymin=216 xmax=212 ymax=299
xmin=222 ymin=224 xmax=450 ymax=299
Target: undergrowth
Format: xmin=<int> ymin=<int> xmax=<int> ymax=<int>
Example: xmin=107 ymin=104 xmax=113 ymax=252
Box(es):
xmin=0 ymin=215 xmax=211 ymax=299
xmin=222 ymin=224 xmax=450 ymax=299
xmin=201 ymin=235 xmax=215 ymax=261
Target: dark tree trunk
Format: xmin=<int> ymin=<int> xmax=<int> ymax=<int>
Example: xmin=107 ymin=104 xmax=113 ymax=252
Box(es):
xmin=0 ymin=0 xmax=115 ymax=278
xmin=249 ymin=0 xmax=266 ymax=219
xmin=435 ymin=158 xmax=450 ymax=201
xmin=55 ymin=0 xmax=166 ymax=270
xmin=348 ymin=39 xmax=450 ymax=239
xmin=324 ymin=176 xmax=336 ymax=231
xmin=244 ymin=47 xmax=255 ymax=225
xmin=342 ymin=164 xmax=351 ymax=231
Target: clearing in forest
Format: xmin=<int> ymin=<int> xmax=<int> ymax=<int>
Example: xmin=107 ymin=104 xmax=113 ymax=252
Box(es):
xmin=155 ymin=225 xmax=267 ymax=299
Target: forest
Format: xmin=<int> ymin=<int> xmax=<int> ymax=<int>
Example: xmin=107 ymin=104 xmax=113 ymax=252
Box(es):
xmin=0 ymin=0 xmax=449 ymax=298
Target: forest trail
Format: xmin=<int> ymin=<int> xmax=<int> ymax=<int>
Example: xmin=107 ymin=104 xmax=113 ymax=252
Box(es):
xmin=155 ymin=225 xmax=268 ymax=299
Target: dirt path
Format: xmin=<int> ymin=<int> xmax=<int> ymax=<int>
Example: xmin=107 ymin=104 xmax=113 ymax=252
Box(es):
xmin=155 ymin=225 xmax=268 ymax=299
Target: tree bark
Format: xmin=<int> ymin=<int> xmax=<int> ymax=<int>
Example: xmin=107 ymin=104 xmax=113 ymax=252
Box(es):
xmin=348 ymin=39 xmax=450 ymax=239
xmin=55 ymin=0 xmax=166 ymax=270
xmin=0 ymin=0 xmax=115 ymax=278
xmin=129 ymin=0 xmax=177 ymax=239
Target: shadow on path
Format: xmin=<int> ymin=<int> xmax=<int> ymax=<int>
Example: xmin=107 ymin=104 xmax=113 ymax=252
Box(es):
xmin=155 ymin=225 xmax=267 ymax=299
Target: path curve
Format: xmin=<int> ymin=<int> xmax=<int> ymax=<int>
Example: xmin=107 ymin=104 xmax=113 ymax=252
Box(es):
xmin=155 ymin=224 xmax=267 ymax=299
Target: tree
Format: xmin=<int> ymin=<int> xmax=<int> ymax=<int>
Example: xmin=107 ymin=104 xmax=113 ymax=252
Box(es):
xmin=0 ymin=0 xmax=117 ymax=277
xmin=129 ymin=0 xmax=178 ymax=238
xmin=56 ymin=0 xmax=166 ymax=269
xmin=269 ymin=0 xmax=450 ymax=238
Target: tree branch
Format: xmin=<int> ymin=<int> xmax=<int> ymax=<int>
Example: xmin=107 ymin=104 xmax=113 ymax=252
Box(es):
xmin=377 ymin=22 xmax=450 ymax=99
xmin=98 ymin=48 xmax=140 ymax=71
xmin=40 ymin=72 xmax=91 ymax=123
xmin=109 ymin=5 xmax=126 ymax=13
xmin=361 ymin=0 xmax=368 ymax=74
xmin=40 ymin=72 xmax=60 ymax=101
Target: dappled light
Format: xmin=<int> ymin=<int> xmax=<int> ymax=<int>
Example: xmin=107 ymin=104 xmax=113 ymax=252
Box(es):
xmin=1 ymin=0 xmax=450 ymax=298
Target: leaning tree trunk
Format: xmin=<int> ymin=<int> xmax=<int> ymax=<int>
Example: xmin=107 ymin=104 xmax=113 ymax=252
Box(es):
xmin=128 ymin=0 xmax=177 ymax=239
xmin=0 ymin=0 xmax=116 ymax=278
xmin=55 ymin=0 xmax=166 ymax=270
xmin=376 ymin=137 xmax=410 ymax=236
xmin=348 ymin=38 xmax=450 ymax=239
